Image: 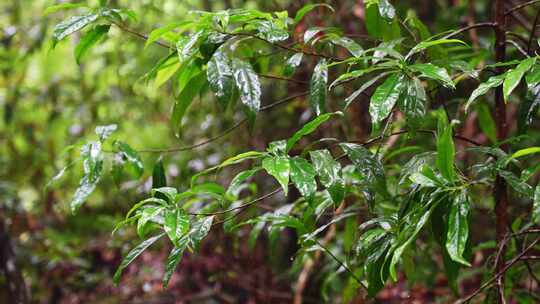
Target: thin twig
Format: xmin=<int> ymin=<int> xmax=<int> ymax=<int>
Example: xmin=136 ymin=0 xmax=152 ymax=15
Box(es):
xmin=458 ymin=236 xmax=540 ymax=303
xmin=505 ymin=0 xmax=540 ymax=16
xmin=137 ymin=92 xmax=308 ymax=153
xmin=442 ymin=22 xmax=497 ymax=39
xmin=527 ymin=8 xmax=540 ymax=53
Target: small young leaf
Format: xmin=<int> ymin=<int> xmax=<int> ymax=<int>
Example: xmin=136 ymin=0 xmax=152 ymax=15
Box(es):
xmin=164 ymin=209 xmax=190 ymax=245
xmin=511 ymin=147 xmax=540 ymax=159
xmin=475 ymin=103 xmax=497 ymax=143
xmin=114 ymin=233 xmax=164 ymax=284
xmin=310 ymin=59 xmax=328 ymax=116
xmin=44 ymin=2 xmax=87 ymax=16
xmin=171 ymin=71 xmax=207 ymax=137
xmin=284 ymin=53 xmax=303 ymax=77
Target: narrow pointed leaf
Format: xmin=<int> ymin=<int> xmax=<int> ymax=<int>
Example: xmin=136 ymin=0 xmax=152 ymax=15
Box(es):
xmin=74 ymin=24 xmax=109 ymax=64
xmin=369 ymin=74 xmax=406 ymax=124
xmin=310 ymin=59 xmax=328 ymax=116
xmin=446 ymin=193 xmax=471 ymax=266
xmin=232 ymin=58 xmax=261 ymax=115
xmin=503 ymin=57 xmax=536 ymax=101
xmin=286 ymin=111 xmax=341 ymax=152
xmin=113 ymin=233 xmax=164 ymax=284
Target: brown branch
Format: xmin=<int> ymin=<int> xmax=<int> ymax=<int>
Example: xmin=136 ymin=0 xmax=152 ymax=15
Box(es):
xmin=111 ymin=21 xmax=171 ymax=49
xmin=505 ymin=0 xmax=540 ymax=16
xmin=458 ymin=236 xmax=540 ymax=303
xmin=442 ymin=22 xmax=497 ymax=39
xmin=527 ymin=8 xmax=540 ymax=53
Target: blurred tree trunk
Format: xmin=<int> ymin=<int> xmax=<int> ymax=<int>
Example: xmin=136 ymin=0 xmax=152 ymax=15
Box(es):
xmin=0 ymin=214 xmax=28 ymax=304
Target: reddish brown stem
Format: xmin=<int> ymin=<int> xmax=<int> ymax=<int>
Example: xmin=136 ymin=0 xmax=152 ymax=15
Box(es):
xmin=493 ymin=1 xmax=509 ymax=303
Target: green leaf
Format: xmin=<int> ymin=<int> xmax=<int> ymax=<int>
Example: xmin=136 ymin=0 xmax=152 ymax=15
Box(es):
xmin=518 ymin=83 xmax=540 ymax=134
xmin=232 ymin=58 xmax=261 ymax=115
xmin=286 ymin=112 xmax=341 ymax=152
xmin=290 ymin=157 xmax=317 ymax=197
xmin=378 ymin=0 xmax=396 ymax=20
xmin=446 ymin=192 xmax=471 ymax=266
xmin=152 ymin=187 xmax=178 ymax=204
xmin=503 ymin=57 xmax=536 ymax=101
xmin=152 ymin=158 xmax=167 ymax=188
xmin=74 ymin=24 xmax=109 ymax=64
xmin=399 ymin=77 xmax=426 ymax=123
xmin=475 ymin=103 xmax=497 ymax=143
xmin=525 ymin=65 xmax=540 ymax=86
xmin=146 ymin=21 xmax=191 ymax=48
xmin=137 ymin=206 xmax=162 ymax=238
xmin=207 ymin=49 xmax=235 ymax=109
xmin=52 ymin=13 xmax=99 ymax=46
xmin=262 ymin=156 xmax=290 ymax=195
xmin=369 ymin=74 xmax=406 ymax=124
xmin=189 ymin=216 xmax=214 ymax=245
xmin=256 ymin=20 xmax=289 ymax=43
xmin=406 ymin=39 xmax=466 ymax=59
xmin=162 ymin=242 xmax=188 ymax=287
xmin=164 ymin=208 xmax=190 ymax=245
xmin=465 ymin=74 xmax=506 ymax=112
xmin=176 ymin=30 xmax=204 ymax=62
xmin=227 ymin=168 xmax=260 ymax=198
xmin=436 ymin=114 xmax=455 ymax=182
xmin=154 ymin=56 xmax=181 ymax=89
xmin=294 ymin=4 xmax=334 ymax=23
xmin=344 ymin=72 xmax=391 ymax=109
xmin=533 ymin=185 xmax=540 ymax=224
xmin=95 ymin=124 xmax=117 ymax=142
xmin=113 ymin=233 xmax=164 ymax=284
xmin=44 ymin=2 xmax=87 ymax=16
xmin=113 ymin=141 xmax=143 ymax=178
xmin=171 ymin=71 xmax=207 ymax=137
xmin=499 ymin=170 xmax=534 ymax=197
xmin=310 ymin=59 xmax=328 ymax=116
xmin=71 ymin=142 xmax=103 ymax=212
xmin=309 ymin=149 xmax=344 ymax=203
xmin=331 ymin=37 xmax=363 ymax=57
xmin=409 ymin=63 xmax=454 ymax=89
xmin=284 ymin=53 xmax=303 ymax=77
xmin=511 ymin=147 xmax=540 ymax=159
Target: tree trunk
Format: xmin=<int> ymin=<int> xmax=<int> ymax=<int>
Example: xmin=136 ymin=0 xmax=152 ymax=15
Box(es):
xmin=0 ymin=214 xmax=28 ymax=304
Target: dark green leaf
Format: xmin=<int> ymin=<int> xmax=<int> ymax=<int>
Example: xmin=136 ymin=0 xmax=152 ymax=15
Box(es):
xmin=232 ymin=58 xmax=261 ymax=115
xmin=256 ymin=20 xmax=289 ymax=43
xmin=369 ymin=74 xmax=406 ymax=124
xmin=286 ymin=112 xmax=340 ymax=152
xmin=409 ymin=63 xmax=454 ymax=89
xmin=309 ymin=149 xmax=344 ymax=203
xmin=71 ymin=142 xmax=103 ymax=212
xmin=290 ymin=157 xmax=317 ymax=197
xmin=137 ymin=206 xmax=162 ymax=238
xmin=436 ymin=114 xmax=455 ymax=182
xmin=503 ymin=57 xmax=536 ymax=101
xmin=113 ymin=233 xmax=164 ymax=284
xmin=52 ymin=13 xmax=99 ymax=46
xmin=518 ymin=83 xmax=540 ymax=134
xmin=310 ymin=59 xmax=328 ymax=116
xmin=171 ymin=70 xmax=207 ymax=137
xmin=533 ymin=185 xmax=540 ymax=224
xmin=331 ymin=36 xmax=363 ymax=57
xmin=262 ymin=156 xmax=290 ymax=195
xmin=74 ymin=24 xmax=109 ymax=64
xmin=152 ymin=158 xmax=167 ymax=188
xmin=189 ymin=216 xmax=214 ymax=245
xmin=445 ymin=192 xmax=471 ymax=266
xmin=465 ymin=74 xmax=506 ymax=111
xmin=475 ymin=103 xmax=497 ymax=143
xmin=284 ymin=53 xmax=303 ymax=77
xmin=227 ymin=168 xmax=260 ymax=198
xmin=294 ymin=4 xmax=334 ymax=23
xmin=499 ymin=170 xmax=534 ymax=197
xmin=164 ymin=208 xmax=190 ymax=245
xmin=207 ymin=49 xmax=235 ymax=109
xmin=162 ymin=241 xmax=188 ymax=287
xmin=113 ymin=141 xmax=143 ymax=177
xmin=399 ymin=77 xmax=426 ymax=123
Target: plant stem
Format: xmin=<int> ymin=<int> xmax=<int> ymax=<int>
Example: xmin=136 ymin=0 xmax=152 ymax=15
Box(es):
xmin=493 ymin=1 xmax=509 ymax=303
